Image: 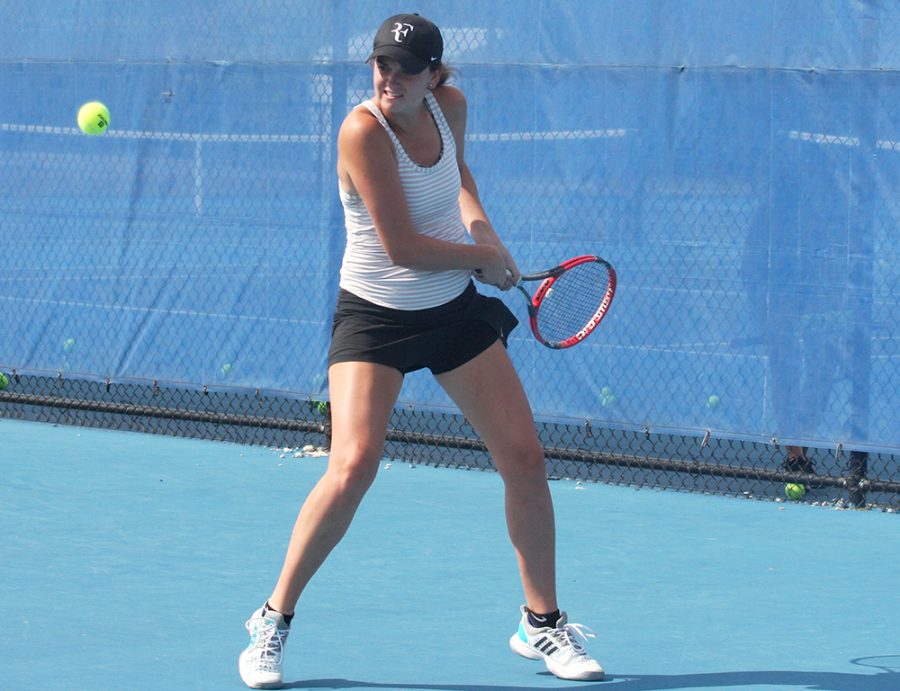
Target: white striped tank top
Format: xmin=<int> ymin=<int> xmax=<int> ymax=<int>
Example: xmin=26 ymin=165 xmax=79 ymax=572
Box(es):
xmin=338 ymin=90 xmax=471 ymax=310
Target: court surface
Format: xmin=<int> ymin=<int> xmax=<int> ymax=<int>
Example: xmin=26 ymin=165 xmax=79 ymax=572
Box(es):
xmin=1 ymin=418 xmax=897 ymax=691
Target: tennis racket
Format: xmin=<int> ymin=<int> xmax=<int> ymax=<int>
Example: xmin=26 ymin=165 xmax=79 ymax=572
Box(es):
xmin=503 ymin=255 xmax=617 ymax=349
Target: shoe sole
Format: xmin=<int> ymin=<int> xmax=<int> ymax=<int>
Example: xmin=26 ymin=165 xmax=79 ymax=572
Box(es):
xmin=239 ymin=673 xmax=283 ymax=690
xmin=509 ymin=633 xmax=605 ymax=681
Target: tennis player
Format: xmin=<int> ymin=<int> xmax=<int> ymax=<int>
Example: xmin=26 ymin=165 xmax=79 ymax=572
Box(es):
xmin=239 ymin=13 xmax=604 ymax=687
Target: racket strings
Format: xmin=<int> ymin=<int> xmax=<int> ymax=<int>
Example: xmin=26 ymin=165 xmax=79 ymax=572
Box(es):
xmin=535 ymin=262 xmax=612 ymax=345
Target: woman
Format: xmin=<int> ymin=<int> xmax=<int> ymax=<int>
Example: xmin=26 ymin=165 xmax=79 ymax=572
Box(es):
xmin=239 ymin=13 xmax=604 ymax=687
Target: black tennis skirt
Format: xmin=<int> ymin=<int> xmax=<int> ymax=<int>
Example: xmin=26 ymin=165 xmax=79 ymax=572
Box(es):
xmin=328 ymin=281 xmax=519 ymax=375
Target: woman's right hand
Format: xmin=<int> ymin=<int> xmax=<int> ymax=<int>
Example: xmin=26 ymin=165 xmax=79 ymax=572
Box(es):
xmin=473 ymin=246 xmax=513 ymax=290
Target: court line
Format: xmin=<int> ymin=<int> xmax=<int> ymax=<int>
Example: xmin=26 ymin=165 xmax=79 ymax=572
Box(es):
xmin=0 ymin=122 xmax=325 ymax=143
xmin=0 ymin=294 xmax=315 ymax=325
xmin=788 ymin=128 xmax=900 ymax=151
xmin=9 ymin=121 xmax=900 ymax=150
xmin=469 ymin=128 xmax=632 ymax=142
xmin=0 ymin=121 xmax=631 ymax=144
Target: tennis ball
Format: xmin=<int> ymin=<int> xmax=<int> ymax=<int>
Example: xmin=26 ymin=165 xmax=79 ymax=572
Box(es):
xmin=315 ymin=400 xmax=329 ymax=416
xmin=707 ymin=395 xmax=720 ymax=409
xmin=785 ymin=483 xmax=806 ymax=500
xmin=600 ymin=386 xmax=615 ymax=407
xmin=63 ymin=337 xmax=76 ymax=352
xmin=0 ymin=372 xmax=8 ymax=390
xmin=220 ymin=363 xmax=233 ymax=377
xmin=77 ymin=101 xmax=110 ymax=135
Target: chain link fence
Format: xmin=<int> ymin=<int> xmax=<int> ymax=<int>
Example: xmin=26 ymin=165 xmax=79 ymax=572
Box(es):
xmin=1 ymin=374 xmax=897 ymax=510
xmin=2 ymin=2 xmax=899 ymax=510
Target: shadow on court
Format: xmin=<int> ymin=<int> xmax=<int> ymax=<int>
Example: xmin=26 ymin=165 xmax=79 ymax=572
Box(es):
xmin=285 ymin=665 xmax=897 ymax=690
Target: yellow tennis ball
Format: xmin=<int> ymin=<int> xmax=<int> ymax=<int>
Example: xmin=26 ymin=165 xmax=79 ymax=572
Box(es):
xmin=77 ymin=101 xmax=110 ymax=135
xmin=785 ymin=483 xmax=806 ymax=500
xmin=0 ymin=372 xmax=8 ymax=390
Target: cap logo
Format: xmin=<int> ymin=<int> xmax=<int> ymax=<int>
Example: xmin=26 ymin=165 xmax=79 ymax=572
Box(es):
xmin=391 ymin=22 xmax=414 ymax=43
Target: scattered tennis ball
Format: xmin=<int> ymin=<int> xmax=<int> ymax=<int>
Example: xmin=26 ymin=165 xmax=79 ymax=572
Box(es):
xmin=220 ymin=363 xmax=233 ymax=377
xmin=600 ymin=386 xmax=616 ymax=407
xmin=785 ymin=483 xmax=806 ymax=500
xmin=77 ymin=101 xmax=110 ymax=135
xmin=707 ymin=394 xmax=720 ymax=409
xmin=0 ymin=372 xmax=8 ymax=390
xmin=63 ymin=338 xmax=76 ymax=352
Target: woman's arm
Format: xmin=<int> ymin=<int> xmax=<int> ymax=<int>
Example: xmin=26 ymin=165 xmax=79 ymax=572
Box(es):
xmin=337 ymin=105 xmax=506 ymax=282
xmin=437 ymin=85 xmax=520 ymax=286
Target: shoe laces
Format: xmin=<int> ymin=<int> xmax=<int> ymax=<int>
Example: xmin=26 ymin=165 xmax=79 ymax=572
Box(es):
xmin=548 ymin=622 xmax=597 ymax=658
xmin=245 ymin=614 xmax=288 ymax=665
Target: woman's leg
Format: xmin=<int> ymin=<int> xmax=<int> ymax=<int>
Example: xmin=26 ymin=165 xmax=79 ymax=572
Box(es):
xmin=435 ymin=341 xmax=557 ymax=614
xmin=267 ymin=361 xmax=404 ymax=614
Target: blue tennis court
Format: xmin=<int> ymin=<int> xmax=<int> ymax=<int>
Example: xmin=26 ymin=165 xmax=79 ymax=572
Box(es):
xmin=2 ymin=417 xmax=897 ymax=691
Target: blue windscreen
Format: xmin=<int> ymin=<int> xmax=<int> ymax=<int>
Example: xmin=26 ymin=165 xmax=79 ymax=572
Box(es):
xmin=2 ymin=1 xmax=899 ymax=452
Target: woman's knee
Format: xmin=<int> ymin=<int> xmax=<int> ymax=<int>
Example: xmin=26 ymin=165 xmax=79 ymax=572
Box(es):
xmin=325 ymin=447 xmax=382 ymax=499
xmin=494 ymin=436 xmax=548 ymax=482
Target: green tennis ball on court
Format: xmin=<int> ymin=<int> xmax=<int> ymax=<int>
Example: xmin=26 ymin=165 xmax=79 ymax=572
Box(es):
xmin=0 ymin=372 xmax=8 ymax=390
xmin=63 ymin=338 xmax=76 ymax=352
xmin=220 ymin=363 xmax=233 ymax=377
xmin=707 ymin=395 xmax=720 ymax=409
xmin=77 ymin=101 xmax=110 ymax=135
xmin=785 ymin=483 xmax=806 ymax=500
xmin=315 ymin=400 xmax=328 ymax=415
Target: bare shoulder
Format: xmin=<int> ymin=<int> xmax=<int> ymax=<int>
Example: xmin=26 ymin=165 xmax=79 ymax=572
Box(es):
xmin=337 ymin=105 xmax=394 ymax=190
xmin=432 ymin=85 xmax=467 ymax=128
xmin=338 ymin=105 xmax=385 ymax=150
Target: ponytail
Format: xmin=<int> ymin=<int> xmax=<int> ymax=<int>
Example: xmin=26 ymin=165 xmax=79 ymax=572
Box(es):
xmin=432 ymin=62 xmax=457 ymax=88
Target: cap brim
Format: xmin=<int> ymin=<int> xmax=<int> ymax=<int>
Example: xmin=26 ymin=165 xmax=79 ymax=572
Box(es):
xmin=366 ymin=45 xmax=429 ymax=74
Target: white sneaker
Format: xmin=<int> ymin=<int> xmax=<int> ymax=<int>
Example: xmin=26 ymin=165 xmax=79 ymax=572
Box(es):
xmin=509 ymin=605 xmax=605 ymax=681
xmin=239 ymin=606 xmax=291 ymax=689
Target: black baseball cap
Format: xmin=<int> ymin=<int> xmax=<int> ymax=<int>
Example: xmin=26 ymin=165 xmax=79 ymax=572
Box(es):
xmin=367 ymin=13 xmax=443 ymax=74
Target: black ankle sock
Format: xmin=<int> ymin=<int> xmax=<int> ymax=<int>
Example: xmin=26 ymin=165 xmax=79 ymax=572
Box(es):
xmin=526 ymin=607 xmax=561 ymax=629
xmin=263 ymin=601 xmax=294 ymax=627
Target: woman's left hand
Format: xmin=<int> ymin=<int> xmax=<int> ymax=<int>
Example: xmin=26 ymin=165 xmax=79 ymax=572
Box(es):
xmin=496 ymin=243 xmax=520 ymax=290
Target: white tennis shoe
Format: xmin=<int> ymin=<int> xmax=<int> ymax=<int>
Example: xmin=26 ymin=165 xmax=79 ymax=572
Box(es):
xmin=509 ymin=605 xmax=605 ymax=681
xmin=239 ymin=606 xmax=290 ymax=689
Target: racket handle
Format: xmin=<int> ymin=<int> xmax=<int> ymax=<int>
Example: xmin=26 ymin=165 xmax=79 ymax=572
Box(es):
xmin=474 ymin=268 xmax=520 ymax=287
xmin=505 ymin=268 xmax=524 ymax=287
